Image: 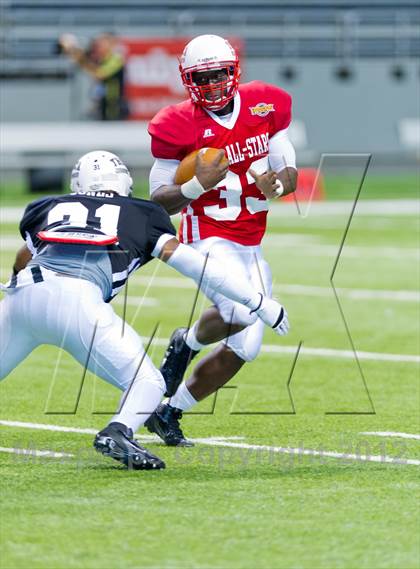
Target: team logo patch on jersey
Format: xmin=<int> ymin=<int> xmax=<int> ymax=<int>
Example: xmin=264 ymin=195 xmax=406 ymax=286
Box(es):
xmin=249 ymin=103 xmax=275 ymax=117
xmin=203 ymin=128 xmax=215 ymax=138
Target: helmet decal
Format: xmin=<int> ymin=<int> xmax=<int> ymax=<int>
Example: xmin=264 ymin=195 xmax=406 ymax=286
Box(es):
xmin=70 ymin=150 xmax=133 ymax=197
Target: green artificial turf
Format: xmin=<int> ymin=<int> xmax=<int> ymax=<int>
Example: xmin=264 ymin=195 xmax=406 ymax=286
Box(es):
xmin=0 ymin=178 xmax=419 ymax=569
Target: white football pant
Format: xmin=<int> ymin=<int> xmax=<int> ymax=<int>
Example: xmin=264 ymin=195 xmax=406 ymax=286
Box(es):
xmin=0 ymin=273 xmax=165 ymax=431
xmin=190 ymin=237 xmax=273 ymax=362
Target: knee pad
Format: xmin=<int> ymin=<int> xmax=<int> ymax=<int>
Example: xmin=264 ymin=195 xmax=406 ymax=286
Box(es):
xmin=218 ymin=300 xmax=258 ymax=328
xmin=225 ymin=320 xmax=265 ymax=363
xmin=229 ymin=341 xmax=261 ymax=363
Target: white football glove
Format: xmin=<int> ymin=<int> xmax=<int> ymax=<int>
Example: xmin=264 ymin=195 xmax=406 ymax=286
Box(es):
xmin=253 ymin=294 xmax=290 ymax=336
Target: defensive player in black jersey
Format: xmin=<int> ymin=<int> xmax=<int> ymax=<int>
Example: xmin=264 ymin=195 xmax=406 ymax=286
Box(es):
xmin=0 ymin=150 xmax=289 ymax=471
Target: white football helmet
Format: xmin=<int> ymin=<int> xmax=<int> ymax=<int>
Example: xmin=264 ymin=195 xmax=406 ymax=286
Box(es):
xmin=70 ymin=150 xmax=133 ymax=196
xmin=179 ymin=35 xmax=241 ymax=111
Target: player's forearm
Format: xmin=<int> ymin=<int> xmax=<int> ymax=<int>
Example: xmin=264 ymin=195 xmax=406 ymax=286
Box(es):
xmin=151 ymin=185 xmax=192 ymax=215
xmin=13 ymin=245 xmax=32 ymax=274
xmin=149 ymin=153 xmax=227 ymax=215
xmin=65 ymin=47 xmax=100 ymax=79
xmin=277 ymin=167 xmax=297 ymax=196
xmin=77 ymin=57 xmax=102 ymax=79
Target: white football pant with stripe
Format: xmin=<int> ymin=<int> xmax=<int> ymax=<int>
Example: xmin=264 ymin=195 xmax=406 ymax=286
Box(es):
xmin=0 ymin=272 xmax=165 ymax=431
xmin=190 ymin=237 xmax=273 ymax=362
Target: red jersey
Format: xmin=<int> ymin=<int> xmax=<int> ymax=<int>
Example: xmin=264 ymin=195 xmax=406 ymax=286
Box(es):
xmin=148 ymin=81 xmax=292 ymax=246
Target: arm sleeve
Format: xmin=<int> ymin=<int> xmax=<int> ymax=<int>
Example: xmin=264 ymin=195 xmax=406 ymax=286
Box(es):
xmin=268 ymin=128 xmax=297 ymax=171
xmin=146 ymin=205 xmax=177 ymax=256
xmin=149 ymin=158 xmax=180 ymax=195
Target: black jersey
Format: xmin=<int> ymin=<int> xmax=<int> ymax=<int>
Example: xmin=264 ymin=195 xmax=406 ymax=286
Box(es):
xmin=18 ymin=192 xmax=176 ymax=301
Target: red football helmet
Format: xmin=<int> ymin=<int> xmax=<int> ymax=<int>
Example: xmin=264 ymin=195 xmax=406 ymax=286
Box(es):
xmin=179 ymin=35 xmax=241 ymax=111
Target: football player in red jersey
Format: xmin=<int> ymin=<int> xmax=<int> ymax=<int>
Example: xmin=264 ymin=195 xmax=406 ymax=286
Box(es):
xmin=146 ymin=34 xmax=297 ymax=446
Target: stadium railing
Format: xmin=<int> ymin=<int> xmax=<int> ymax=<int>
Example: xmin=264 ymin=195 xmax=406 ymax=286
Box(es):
xmin=0 ymin=119 xmax=313 ymax=172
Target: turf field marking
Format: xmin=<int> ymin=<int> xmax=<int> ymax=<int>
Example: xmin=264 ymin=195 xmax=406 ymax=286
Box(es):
xmin=276 ymin=284 xmax=419 ymax=302
xmin=0 ymin=316 xmax=416 ymax=364
xmin=269 ymin=199 xmax=420 ymax=217
xmin=113 ymin=296 xmax=157 ymax=307
xmin=113 ymin=285 xmax=420 ymax=306
xmin=0 ymin=420 xmax=99 ymax=435
xmin=2 ymin=272 xmax=417 ymax=303
xmin=2 ymin=200 xmax=419 ymax=223
xmin=361 ymin=431 xmax=420 ymax=440
xmin=132 ymin=276 xmax=420 ymax=303
xmin=0 ymin=421 xmax=418 ymax=467
xmin=264 ymin=236 xmax=419 ymax=259
xmin=145 ymin=336 xmax=420 ymax=364
xmin=0 ymin=446 xmax=73 ymax=458
xmin=190 ymin=439 xmax=420 ymax=467
xmin=0 ymin=420 xmax=243 ymax=443
xmin=2 ymin=236 xmax=418 ymax=259
xmin=258 ymin=344 xmax=420 ymax=363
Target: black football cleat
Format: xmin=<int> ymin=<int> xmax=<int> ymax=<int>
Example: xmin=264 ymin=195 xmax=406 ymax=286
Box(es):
xmin=94 ymin=422 xmax=165 ymax=470
xmin=144 ymin=403 xmax=194 ymax=447
xmin=160 ymin=327 xmax=199 ymax=397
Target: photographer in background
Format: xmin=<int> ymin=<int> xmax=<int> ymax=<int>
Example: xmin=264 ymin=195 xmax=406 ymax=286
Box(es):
xmin=59 ymin=33 xmax=128 ymax=121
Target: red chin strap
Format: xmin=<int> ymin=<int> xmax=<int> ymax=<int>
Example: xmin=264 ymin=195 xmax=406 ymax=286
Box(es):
xmin=180 ymin=61 xmax=241 ymax=111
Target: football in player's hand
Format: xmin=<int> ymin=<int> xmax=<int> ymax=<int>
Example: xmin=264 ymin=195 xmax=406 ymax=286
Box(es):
xmin=174 ymin=147 xmax=229 ymax=184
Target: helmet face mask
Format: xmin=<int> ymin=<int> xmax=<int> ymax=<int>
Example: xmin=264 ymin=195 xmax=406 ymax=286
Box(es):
xmin=70 ymin=150 xmax=133 ymax=197
xmin=179 ymin=35 xmax=241 ymax=111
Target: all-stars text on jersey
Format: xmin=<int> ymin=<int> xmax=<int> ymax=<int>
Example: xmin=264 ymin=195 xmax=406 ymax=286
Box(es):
xmin=225 ymin=132 xmax=269 ymax=164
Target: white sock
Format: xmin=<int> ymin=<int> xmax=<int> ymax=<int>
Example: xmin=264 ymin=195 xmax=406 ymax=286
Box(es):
xmin=111 ymin=374 xmax=165 ymax=433
xmin=169 ymin=382 xmax=197 ymax=412
xmin=185 ymin=322 xmax=206 ymax=351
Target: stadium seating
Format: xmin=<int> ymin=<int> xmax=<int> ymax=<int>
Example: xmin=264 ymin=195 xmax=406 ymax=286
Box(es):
xmin=2 ymin=0 xmax=419 ymax=77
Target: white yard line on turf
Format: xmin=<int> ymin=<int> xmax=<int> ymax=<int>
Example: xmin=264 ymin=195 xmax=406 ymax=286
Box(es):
xmin=361 ymin=431 xmax=420 ymax=440
xmin=191 ymin=439 xmax=420 ymax=467
xmin=263 ymin=235 xmax=419 ymax=259
xmin=1 ymin=235 xmax=418 ymax=259
xmin=131 ymin=277 xmax=420 ymax=304
xmin=268 ymin=199 xmax=420 ymax=217
xmin=0 ymin=420 xmax=243 ymax=443
xmin=258 ymin=344 xmax=420 ymax=364
xmin=1 ymin=272 xmax=417 ymax=304
xmin=109 ymin=289 xmax=419 ymax=306
xmin=113 ymin=296 xmax=157 ymax=307
xmin=0 ymin=421 xmax=98 ymax=435
xmin=276 ymin=284 xmax=419 ymax=302
xmin=0 ymin=420 xmax=418 ymax=467
xmin=0 ymin=446 xmax=73 ymax=458
xmin=2 ymin=200 xmax=419 ymax=223
xmin=137 ymin=337 xmax=419 ymax=364
xmin=0 ymin=309 xmax=415 ymax=362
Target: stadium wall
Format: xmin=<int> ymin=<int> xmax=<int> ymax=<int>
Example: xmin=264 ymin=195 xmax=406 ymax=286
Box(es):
xmin=1 ymin=59 xmax=418 ymax=157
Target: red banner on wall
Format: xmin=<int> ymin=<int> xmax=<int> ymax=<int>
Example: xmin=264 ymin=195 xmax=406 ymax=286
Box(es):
xmin=120 ymin=37 xmax=243 ymax=121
